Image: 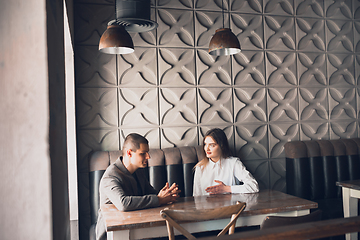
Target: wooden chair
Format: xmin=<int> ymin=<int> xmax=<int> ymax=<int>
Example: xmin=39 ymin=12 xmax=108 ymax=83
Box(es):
xmin=160 ymin=201 xmax=246 ymax=240
xmin=260 ymin=210 xmax=322 ymax=229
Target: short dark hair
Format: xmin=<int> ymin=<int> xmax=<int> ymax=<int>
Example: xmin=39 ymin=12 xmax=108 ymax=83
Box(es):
xmin=122 ymin=133 xmax=148 ymax=155
xmin=203 ymin=128 xmax=230 ymax=159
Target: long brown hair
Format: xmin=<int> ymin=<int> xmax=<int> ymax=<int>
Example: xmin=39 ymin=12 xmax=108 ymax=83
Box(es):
xmin=194 ymin=128 xmax=231 ymax=169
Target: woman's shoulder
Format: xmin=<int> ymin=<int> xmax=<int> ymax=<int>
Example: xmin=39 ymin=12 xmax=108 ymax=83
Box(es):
xmin=224 ymin=156 xmax=241 ymax=162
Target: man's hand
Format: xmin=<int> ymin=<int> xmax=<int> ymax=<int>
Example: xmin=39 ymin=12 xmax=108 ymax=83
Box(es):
xmin=205 ymin=180 xmax=231 ymax=195
xmin=158 ymin=182 xmax=181 ymax=205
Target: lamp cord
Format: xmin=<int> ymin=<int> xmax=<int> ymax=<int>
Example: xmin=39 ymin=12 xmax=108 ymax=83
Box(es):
xmin=222 ymin=0 xmax=224 ymax=28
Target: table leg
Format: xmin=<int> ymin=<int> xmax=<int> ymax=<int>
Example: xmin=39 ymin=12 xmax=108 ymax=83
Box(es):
xmin=108 ymin=229 xmax=130 ymax=240
xmin=342 ymin=188 xmax=358 ymax=240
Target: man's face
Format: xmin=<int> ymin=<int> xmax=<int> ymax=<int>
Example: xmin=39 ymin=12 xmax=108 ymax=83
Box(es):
xmin=130 ymin=143 xmax=150 ymax=168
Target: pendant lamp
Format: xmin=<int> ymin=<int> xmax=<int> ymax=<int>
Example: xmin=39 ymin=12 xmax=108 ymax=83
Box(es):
xmin=99 ymin=0 xmax=158 ymax=54
xmin=99 ymin=21 xmax=134 ymax=54
xmin=208 ymin=0 xmax=240 ymax=55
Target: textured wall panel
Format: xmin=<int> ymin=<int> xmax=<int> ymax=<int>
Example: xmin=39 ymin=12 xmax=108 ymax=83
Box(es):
xmin=159 ymin=48 xmax=196 ymax=86
xmin=118 ymin=48 xmax=158 ymax=86
xmin=119 ymin=88 xmax=159 ymax=126
xmin=233 ymin=51 xmax=266 ymax=86
xmin=73 ymin=1 xmax=360 ymax=239
xmin=75 ymin=46 xmax=117 ymax=87
xmin=160 ymin=88 xmax=197 ymax=126
xmin=157 ymin=9 xmax=194 ymax=47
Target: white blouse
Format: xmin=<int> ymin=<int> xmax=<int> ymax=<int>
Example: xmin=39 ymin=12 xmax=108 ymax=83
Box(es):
xmin=193 ymin=156 xmax=259 ymax=196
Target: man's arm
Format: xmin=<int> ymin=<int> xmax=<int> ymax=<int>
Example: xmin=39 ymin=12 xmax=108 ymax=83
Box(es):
xmin=101 ymin=174 xmax=159 ymax=211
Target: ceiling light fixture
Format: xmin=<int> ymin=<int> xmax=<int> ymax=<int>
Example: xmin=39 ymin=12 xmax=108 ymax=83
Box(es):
xmin=99 ymin=21 xmax=134 ymax=54
xmin=99 ymin=0 xmax=158 ymax=55
xmin=208 ymin=0 xmax=241 ymax=56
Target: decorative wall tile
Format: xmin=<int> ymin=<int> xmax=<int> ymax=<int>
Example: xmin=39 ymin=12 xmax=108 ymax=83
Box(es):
xmin=74 ymin=4 xmax=114 ymax=45
xmin=118 ymin=48 xmax=157 ymax=87
xmin=268 ymin=88 xmax=298 ymax=122
xmin=296 ymin=18 xmax=325 ymax=52
xmin=266 ymin=51 xmax=297 ymax=86
xmin=195 ymin=0 xmax=224 ymax=11
xmin=231 ymin=14 xmax=264 ymax=50
xmin=264 ymin=0 xmax=294 ymax=15
xmin=161 ymin=126 xmax=199 ymax=147
xmin=198 ymin=88 xmax=233 ymax=124
xmin=300 ymin=121 xmax=329 ymax=140
xmin=325 ymin=0 xmax=352 ymax=20
xmin=76 ymin=88 xmax=118 ymax=128
xmin=75 ymin=46 xmax=117 ymax=87
xmin=76 ymin=129 xmax=120 ymax=163
xmin=197 ymin=50 xmax=232 ymax=86
xmin=160 ymin=88 xmax=197 ymax=126
xmin=299 ymin=87 xmax=328 ymax=121
xmin=298 ymin=53 xmax=326 ymax=86
xmin=235 ymin=124 xmax=268 ymax=160
xmin=230 ymin=0 xmax=263 ymax=14
xmin=295 ymin=0 xmax=324 ymax=18
xmin=269 ymin=123 xmax=299 ymax=158
xmin=356 ymin=55 xmax=360 ymax=84
xmin=233 ymin=51 xmax=266 ymax=86
xmin=357 ymin=87 xmax=360 ymax=117
xmin=354 ymin=1 xmax=360 ymax=20
xmin=326 ymin=20 xmax=353 ymax=52
xmin=354 ymin=22 xmax=360 ymax=52
xmin=159 ymin=48 xmax=196 ymax=86
xmin=329 ymin=88 xmax=356 ymax=120
xmin=269 ymin=158 xmax=286 ymax=192
xmin=327 ymin=53 xmax=355 ymax=86
xmin=330 ymin=120 xmax=357 ymax=139
xmin=264 ymin=16 xmax=296 ymax=50
xmin=119 ymin=88 xmax=159 ymax=126
xmin=234 ymin=87 xmax=267 ymax=123
xmin=157 ymin=9 xmax=194 ymax=47
xmin=157 ymin=0 xmax=193 ymax=9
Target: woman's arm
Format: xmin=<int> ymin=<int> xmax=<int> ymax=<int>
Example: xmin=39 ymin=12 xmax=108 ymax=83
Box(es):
xmin=231 ymin=159 xmax=259 ymax=193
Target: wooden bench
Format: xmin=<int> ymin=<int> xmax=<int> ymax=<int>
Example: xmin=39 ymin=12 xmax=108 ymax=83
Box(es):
xmin=202 ymin=216 xmax=360 ymax=240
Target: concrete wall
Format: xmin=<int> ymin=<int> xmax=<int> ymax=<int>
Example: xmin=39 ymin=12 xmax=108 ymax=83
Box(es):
xmin=0 ymin=1 xmax=52 ymax=240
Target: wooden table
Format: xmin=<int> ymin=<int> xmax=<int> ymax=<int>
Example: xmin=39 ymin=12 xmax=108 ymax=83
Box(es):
xmin=101 ymin=190 xmax=318 ymax=240
xmin=336 ymin=179 xmax=360 ymax=240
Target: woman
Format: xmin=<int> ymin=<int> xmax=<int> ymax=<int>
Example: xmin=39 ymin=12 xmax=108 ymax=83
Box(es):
xmin=193 ymin=128 xmax=259 ymax=196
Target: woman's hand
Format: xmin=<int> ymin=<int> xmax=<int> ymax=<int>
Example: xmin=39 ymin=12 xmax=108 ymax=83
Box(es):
xmin=157 ymin=182 xmax=181 ymax=205
xmin=205 ymin=180 xmax=231 ymax=195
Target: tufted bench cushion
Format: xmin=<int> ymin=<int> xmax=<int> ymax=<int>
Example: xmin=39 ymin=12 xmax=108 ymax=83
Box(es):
xmin=285 ymin=138 xmax=360 ymax=220
xmin=88 ymin=146 xmax=204 ymax=225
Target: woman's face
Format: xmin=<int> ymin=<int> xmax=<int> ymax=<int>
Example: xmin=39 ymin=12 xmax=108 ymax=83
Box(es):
xmin=204 ymin=136 xmax=222 ymax=162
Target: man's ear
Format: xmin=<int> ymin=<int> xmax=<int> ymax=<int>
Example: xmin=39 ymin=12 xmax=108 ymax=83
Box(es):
xmin=126 ymin=149 xmax=132 ymax=157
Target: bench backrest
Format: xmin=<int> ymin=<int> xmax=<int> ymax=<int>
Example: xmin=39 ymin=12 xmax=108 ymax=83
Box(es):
xmin=88 ymin=146 xmax=204 ymax=224
xmin=285 ymin=138 xmax=360 ymax=200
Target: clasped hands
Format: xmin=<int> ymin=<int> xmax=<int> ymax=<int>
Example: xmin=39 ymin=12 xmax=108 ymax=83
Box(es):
xmin=158 ymin=182 xmax=181 ymax=205
xmin=205 ymin=180 xmax=231 ymax=195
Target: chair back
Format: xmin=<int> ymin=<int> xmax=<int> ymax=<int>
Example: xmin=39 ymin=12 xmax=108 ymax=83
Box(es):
xmin=261 ymin=210 xmax=322 ymax=229
xmin=160 ymin=201 xmax=246 ymax=240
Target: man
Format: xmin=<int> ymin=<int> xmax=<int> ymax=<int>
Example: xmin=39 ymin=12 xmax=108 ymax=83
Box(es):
xmin=96 ymin=133 xmax=180 ymax=240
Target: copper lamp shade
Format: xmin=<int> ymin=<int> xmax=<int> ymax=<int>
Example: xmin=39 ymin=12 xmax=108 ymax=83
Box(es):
xmin=208 ymin=28 xmax=241 ymax=56
xmin=99 ymin=25 xmax=134 ymax=54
